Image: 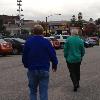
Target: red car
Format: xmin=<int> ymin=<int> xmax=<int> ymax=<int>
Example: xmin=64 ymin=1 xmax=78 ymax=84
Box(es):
xmin=0 ymin=39 xmax=13 ymax=56
xmin=44 ymin=37 xmax=60 ymax=49
xmin=50 ymin=38 xmax=60 ymax=49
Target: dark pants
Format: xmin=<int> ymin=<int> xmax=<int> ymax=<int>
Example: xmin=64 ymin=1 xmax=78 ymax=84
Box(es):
xmin=67 ymin=62 xmax=81 ymax=88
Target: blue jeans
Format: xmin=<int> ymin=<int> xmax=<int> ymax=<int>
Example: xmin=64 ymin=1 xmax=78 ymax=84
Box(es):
xmin=27 ymin=70 xmax=49 ymax=100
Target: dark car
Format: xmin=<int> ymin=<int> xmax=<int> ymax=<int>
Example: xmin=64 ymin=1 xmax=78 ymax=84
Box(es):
xmin=89 ymin=36 xmax=99 ymax=45
xmin=4 ymin=38 xmax=25 ymax=55
xmin=83 ymin=38 xmax=96 ymax=48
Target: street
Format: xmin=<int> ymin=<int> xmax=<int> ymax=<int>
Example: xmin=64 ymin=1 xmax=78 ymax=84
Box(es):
xmin=0 ymin=46 xmax=100 ymax=100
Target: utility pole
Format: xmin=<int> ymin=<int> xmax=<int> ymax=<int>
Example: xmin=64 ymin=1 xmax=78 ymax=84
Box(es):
xmin=46 ymin=17 xmax=48 ymax=36
xmin=17 ymin=0 xmax=24 ymax=35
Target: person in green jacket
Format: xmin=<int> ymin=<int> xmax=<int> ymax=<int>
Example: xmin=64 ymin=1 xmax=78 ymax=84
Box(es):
xmin=64 ymin=28 xmax=85 ymax=92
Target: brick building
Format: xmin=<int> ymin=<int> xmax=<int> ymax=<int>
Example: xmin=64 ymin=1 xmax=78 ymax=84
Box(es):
xmin=0 ymin=15 xmax=19 ymax=24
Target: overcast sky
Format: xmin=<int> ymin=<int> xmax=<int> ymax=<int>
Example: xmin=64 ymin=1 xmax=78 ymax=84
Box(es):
xmin=0 ymin=0 xmax=100 ymax=21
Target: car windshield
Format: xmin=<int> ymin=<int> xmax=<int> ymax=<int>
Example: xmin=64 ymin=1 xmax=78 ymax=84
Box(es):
xmin=86 ymin=38 xmax=95 ymax=41
xmin=50 ymin=38 xmax=55 ymax=41
xmin=4 ymin=39 xmax=13 ymax=42
xmin=55 ymin=36 xmax=60 ymax=39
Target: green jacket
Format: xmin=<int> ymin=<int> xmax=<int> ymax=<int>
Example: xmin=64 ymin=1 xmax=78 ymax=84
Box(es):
xmin=64 ymin=36 xmax=85 ymax=63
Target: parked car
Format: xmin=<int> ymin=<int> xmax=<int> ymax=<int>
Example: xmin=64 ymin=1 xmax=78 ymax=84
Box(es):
xmin=89 ymin=36 xmax=99 ymax=45
xmin=83 ymin=38 xmax=96 ymax=48
xmin=0 ymin=39 xmax=13 ymax=56
xmin=4 ymin=38 xmax=25 ymax=55
xmin=44 ymin=36 xmax=60 ymax=49
xmin=54 ymin=34 xmax=70 ymax=48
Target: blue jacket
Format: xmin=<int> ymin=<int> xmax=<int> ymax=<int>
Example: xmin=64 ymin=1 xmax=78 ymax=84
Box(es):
xmin=22 ymin=35 xmax=58 ymax=71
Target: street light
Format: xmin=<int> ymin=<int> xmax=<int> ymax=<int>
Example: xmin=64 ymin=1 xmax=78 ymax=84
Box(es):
xmin=45 ymin=14 xmax=61 ymax=36
xmin=17 ymin=0 xmax=24 ymax=35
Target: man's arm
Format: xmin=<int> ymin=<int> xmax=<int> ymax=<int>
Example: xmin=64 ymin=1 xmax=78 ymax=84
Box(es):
xmin=22 ymin=41 xmax=30 ymax=68
xmin=47 ymin=41 xmax=58 ymax=72
xmin=81 ymin=41 xmax=85 ymax=58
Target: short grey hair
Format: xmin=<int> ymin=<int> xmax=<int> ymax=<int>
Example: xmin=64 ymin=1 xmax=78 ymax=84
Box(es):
xmin=33 ymin=24 xmax=44 ymax=35
xmin=70 ymin=28 xmax=79 ymax=35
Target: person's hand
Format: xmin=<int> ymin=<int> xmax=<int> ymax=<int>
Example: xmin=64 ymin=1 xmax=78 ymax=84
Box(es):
xmin=52 ymin=68 xmax=57 ymax=72
xmin=52 ymin=64 xmax=57 ymax=72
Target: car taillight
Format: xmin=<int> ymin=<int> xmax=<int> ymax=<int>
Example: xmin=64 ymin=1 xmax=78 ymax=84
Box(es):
xmin=2 ymin=43 xmax=7 ymax=47
xmin=1 ymin=43 xmax=11 ymax=48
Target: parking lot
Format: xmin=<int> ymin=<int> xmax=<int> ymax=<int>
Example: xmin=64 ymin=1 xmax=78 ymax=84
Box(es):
xmin=0 ymin=46 xmax=100 ymax=100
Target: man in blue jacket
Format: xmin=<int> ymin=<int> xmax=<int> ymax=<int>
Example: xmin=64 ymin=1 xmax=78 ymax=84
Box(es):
xmin=22 ymin=25 xmax=58 ymax=100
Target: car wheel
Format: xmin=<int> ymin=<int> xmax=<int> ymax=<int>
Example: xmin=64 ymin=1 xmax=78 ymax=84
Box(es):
xmin=12 ymin=49 xmax=19 ymax=55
